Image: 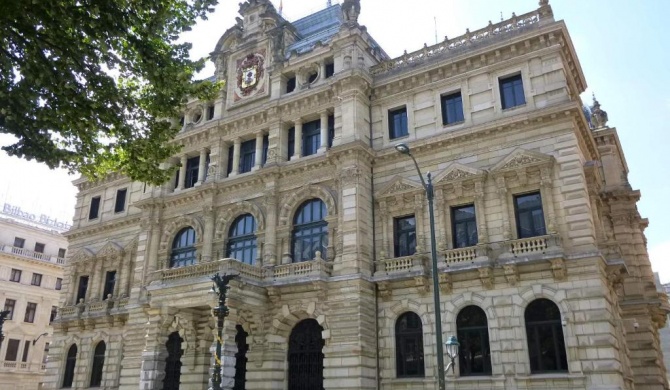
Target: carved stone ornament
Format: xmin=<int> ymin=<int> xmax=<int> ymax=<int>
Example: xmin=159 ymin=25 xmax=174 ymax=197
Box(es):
xmin=550 ymin=258 xmax=567 ymax=281
xmin=478 ymin=267 xmax=494 ymax=289
xmin=499 ymin=155 xmax=543 ymax=170
xmin=590 ymin=93 xmax=609 ymax=129
xmin=377 ymin=281 xmax=392 ymax=300
xmin=444 ymin=169 xmax=474 ymax=182
xmin=234 ymin=50 xmax=267 ymax=102
xmin=439 ymin=273 xmax=452 ymax=294
xmin=341 ymin=0 xmax=361 ymax=24
xmin=414 ymin=276 xmax=429 ymax=295
xmin=503 ymin=264 xmax=519 ymax=286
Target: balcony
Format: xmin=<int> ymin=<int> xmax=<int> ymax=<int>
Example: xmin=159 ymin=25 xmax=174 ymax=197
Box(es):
xmin=0 ymin=244 xmax=65 ymax=265
xmin=500 ymin=235 xmax=562 ymax=259
xmin=374 ymin=254 xmax=427 ymax=279
xmin=57 ymin=296 xmax=129 ymax=323
xmin=0 ymin=361 xmax=44 ymax=371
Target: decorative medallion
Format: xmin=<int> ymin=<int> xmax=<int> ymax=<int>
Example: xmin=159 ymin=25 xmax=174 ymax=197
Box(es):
xmin=234 ymin=50 xmax=266 ymax=101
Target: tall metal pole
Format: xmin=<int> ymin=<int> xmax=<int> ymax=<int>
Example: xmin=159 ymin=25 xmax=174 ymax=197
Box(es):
xmin=395 ymin=143 xmax=446 ymax=390
xmin=210 ymin=273 xmax=236 ymax=390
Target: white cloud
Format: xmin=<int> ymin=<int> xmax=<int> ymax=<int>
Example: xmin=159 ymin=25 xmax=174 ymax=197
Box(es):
xmin=650 ymin=241 xmax=670 ymax=284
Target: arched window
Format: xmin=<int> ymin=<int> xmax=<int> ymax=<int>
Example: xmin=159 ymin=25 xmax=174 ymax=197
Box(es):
xmin=525 ymin=298 xmax=567 ymax=373
xmin=170 ymin=227 xmax=196 ymax=268
xmin=234 ymin=325 xmax=249 ymax=390
xmin=395 ymin=312 xmax=424 ymax=378
xmin=163 ymin=332 xmax=184 ymax=390
xmin=288 ymin=319 xmax=324 ymax=390
xmin=292 ymin=199 xmax=328 ymax=262
xmin=227 ymin=214 xmax=257 ymax=265
xmin=62 ymin=344 xmax=77 ymax=388
xmin=89 ymin=341 xmax=106 ymax=387
xmin=456 ymin=306 xmax=491 ymax=376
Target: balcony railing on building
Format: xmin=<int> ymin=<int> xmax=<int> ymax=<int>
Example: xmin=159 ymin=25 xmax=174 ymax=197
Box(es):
xmin=0 ymin=244 xmax=66 ymax=265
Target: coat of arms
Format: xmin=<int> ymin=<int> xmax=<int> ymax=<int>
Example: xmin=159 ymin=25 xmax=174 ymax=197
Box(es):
xmin=236 ymin=53 xmax=265 ymax=97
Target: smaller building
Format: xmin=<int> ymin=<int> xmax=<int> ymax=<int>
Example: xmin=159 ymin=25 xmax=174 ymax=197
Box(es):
xmin=0 ymin=215 xmax=67 ymax=390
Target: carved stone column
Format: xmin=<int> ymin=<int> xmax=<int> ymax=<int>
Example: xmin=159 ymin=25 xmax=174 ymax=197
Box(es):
xmin=146 ymin=219 xmax=162 ymax=274
xmin=496 ymin=176 xmax=511 ymax=240
xmin=202 ymin=206 xmax=215 ymax=262
xmin=540 ymin=167 xmax=557 ymax=234
xmin=379 ymin=200 xmax=389 ymax=259
xmin=318 ymin=111 xmax=329 ymax=153
xmin=414 ymin=194 xmax=426 ymax=253
xmin=231 ymin=138 xmax=241 ymax=176
xmin=176 ymin=155 xmax=187 ymax=190
xmin=253 ymin=132 xmax=264 ymax=170
xmin=263 ymin=187 xmax=278 ymax=266
xmin=292 ymin=119 xmax=302 ymax=160
xmin=196 ymin=148 xmax=208 ymax=185
xmin=474 ymin=180 xmax=489 ymax=243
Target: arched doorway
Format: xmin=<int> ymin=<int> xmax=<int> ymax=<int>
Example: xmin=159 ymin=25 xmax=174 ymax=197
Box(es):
xmin=163 ymin=332 xmax=184 ymax=390
xmin=287 ymin=319 xmax=324 ymax=390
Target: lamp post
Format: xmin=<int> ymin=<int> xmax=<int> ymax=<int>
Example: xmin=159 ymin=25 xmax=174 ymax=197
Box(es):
xmin=395 ymin=143 xmax=446 ymax=390
xmin=444 ymin=335 xmax=460 ymax=374
xmin=209 ymin=273 xmax=237 ymax=390
xmin=0 ymin=310 xmax=10 ymax=350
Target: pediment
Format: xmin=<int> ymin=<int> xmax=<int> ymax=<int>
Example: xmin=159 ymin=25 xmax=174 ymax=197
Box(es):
xmin=375 ymin=176 xmax=423 ymax=198
xmin=491 ymin=148 xmax=554 ymax=173
xmin=70 ymin=248 xmax=95 ymax=264
xmin=433 ymin=163 xmax=485 ymax=184
xmin=96 ymin=241 xmax=124 ymax=259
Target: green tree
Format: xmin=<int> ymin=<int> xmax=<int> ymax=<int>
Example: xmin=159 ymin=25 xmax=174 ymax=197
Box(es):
xmin=0 ymin=0 xmax=221 ymax=184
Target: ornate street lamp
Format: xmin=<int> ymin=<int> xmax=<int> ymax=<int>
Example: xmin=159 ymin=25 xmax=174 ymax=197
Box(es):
xmin=209 ymin=273 xmax=237 ymax=390
xmin=0 ymin=310 xmax=10 ymax=349
xmin=395 ymin=143 xmax=446 ymax=390
xmin=445 ymin=335 xmax=460 ymax=374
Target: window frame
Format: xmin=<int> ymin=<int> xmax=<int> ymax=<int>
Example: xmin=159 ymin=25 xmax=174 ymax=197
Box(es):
xmin=514 ymin=192 xmax=547 ymax=239
xmin=395 ymin=312 xmax=425 ymax=378
xmin=5 ymin=339 xmax=20 ymax=362
xmin=451 ymin=204 xmax=478 ymax=249
xmin=302 ymin=119 xmax=321 ymax=157
xmin=89 ymin=341 xmax=106 ymax=387
xmin=10 ymin=268 xmax=22 ymax=283
xmin=291 ymin=199 xmax=328 ymax=262
xmin=114 ymin=188 xmax=128 ymax=213
xmin=441 ymin=90 xmax=465 ymax=126
xmin=21 ymin=340 xmax=30 ymax=362
xmin=456 ymin=305 xmax=492 ymax=376
xmin=285 ymin=75 xmax=296 ymax=94
xmin=31 ymin=273 xmax=42 ymax=286
xmin=499 ymin=73 xmax=526 ymax=110
xmin=170 ymin=227 xmax=197 ymax=268
xmin=24 ymin=302 xmax=37 ymax=323
xmin=525 ymin=298 xmax=568 ymax=373
xmin=50 ymin=306 xmax=58 ymax=323
xmin=55 ymin=277 xmax=63 ymax=290
xmin=76 ymin=275 xmax=89 ymax=303
xmin=102 ymin=270 xmax=117 ymax=299
xmin=239 ymin=139 xmax=256 ymax=174
xmin=13 ymin=237 xmax=25 ymax=248
xmin=4 ymin=299 xmax=16 ymax=320
xmin=388 ymin=106 xmax=409 ymax=140
xmin=58 ymin=248 xmax=67 ymax=258
xmin=393 ymin=215 xmax=416 ymax=257
xmin=227 ymin=214 xmax=258 ymax=265
xmin=184 ymin=156 xmax=200 ymax=189
xmin=88 ymin=196 xmax=101 ymax=220
xmin=62 ymin=344 xmax=78 ymax=388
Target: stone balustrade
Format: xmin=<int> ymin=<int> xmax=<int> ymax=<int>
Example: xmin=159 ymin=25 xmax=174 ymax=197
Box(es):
xmin=0 ymin=244 xmax=66 ymax=265
xmin=444 ymin=246 xmax=479 ymax=264
xmin=507 ymin=235 xmax=561 ymax=256
xmin=57 ymin=297 xmax=129 ymax=322
xmin=267 ymin=259 xmax=332 ymax=281
xmin=375 ymin=255 xmax=426 ymax=276
xmin=370 ymin=7 xmax=547 ymax=76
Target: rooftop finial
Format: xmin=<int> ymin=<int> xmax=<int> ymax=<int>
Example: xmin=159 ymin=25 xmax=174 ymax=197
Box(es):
xmin=327 ymin=0 xmax=332 ymax=6
xmin=590 ymin=93 xmax=609 ymax=129
xmin=539 ymin=0 xmax=549 ymax=6
xmin=342 ymin=0 xmax=361 ymax=25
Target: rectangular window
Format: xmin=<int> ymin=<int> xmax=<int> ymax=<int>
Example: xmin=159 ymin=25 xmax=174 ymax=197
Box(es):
xmin=287 ymin=127 xmax=295 ymax=159
xmin=13 ymin=237 xmax=25 ymax=248
xmin=286 ymin=76 xmax=296 ymax=93
xmin=4 ymin=299 xmax=16 ymax=320
xmin=262 ymin=135 xmax=269 ymax=166
xmin=514 ymin=192 xmax=546 ymax=238
xmin=10 ymin=269 xmax=21 ymax=283
xmin=328 ymin=114 xmax=335 ymax=148
xmin=24 ymin=302 xmax=37 ymax=323
xmin=325 ymin=62 xmax=335 ymax=78
xmin=55 ymin=278 xmax=63 ymax=291
xmin=5 ymin=339 xmax=20 ymax=361
xmin=114 ymin=188 xmax=127 ymax=213
xmin=103 ymin=271 xmax=117 ymax=299
xmin=31 ymin=273 xmax=42 ymax=286
xmin=227 ymin=145 xmax=234 ymax=176
xmin=76 ymin=276 xmax=89 ymax=303
xmin=302 ymin=120 xmax=321 ymax=157
xmin=207 ymin=104 xmax=215 ymax=120
xmin=58 ymin=248 xmax=67 ymax=258
xmin=239 ymin=139 xmax=256 ymax=174
xmin=89 ymin=196 xmax=101 ymax=220
xmin=43 ymin=343 xmax=49 ymax=364
xmin=441 ymin=91 xmax=464 ymax=125
xmin=22 ymin=341 xmax=30 ymax=362
xmin=388 ymin=107 xmax=409 ymax=139
xmin=393 ymin=215 xmax=416 ymax=257
xmin=499 ymin=74 xmax=526 ymax=109
xmin=50 ymin=306 xmax=58 ymax=323
xmin=452 ymin=204 xmax=478 ymax=248
xmin=184 ymin=156 xmax=200 ymax=188
xmin=34 ymin=242 xmax=45 ymax=253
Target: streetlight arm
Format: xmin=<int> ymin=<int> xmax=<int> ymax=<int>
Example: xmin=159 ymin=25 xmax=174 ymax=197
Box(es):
xmin=406 ymin=152 xmax=428 ymax=191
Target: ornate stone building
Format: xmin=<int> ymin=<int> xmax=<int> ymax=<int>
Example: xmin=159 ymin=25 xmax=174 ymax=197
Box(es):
xmin=0 ymin=214 xmax=67 ymax=389
xmin=46 ymin=1 xmax=668 ymax=389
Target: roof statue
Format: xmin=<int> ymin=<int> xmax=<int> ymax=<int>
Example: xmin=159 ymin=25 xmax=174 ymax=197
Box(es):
xmin=590 ymin=93 xmax=609 ymax=129
xmin=342 ymin=0 xmax=361 ymax=24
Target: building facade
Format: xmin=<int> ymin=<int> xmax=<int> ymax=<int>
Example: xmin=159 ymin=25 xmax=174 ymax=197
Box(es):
xmin=46 ymin=1 xmax=669 ymax=389
xmin=0 ymin=215 xmax=67 ymax=389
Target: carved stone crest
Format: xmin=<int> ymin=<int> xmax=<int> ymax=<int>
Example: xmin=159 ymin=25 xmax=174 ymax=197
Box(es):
xmin=234 ymin=50 xmax=267 ymax=102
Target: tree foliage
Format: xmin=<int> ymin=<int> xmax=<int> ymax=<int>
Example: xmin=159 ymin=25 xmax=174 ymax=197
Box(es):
xmin=0 ymin=0 xmax=220 ymax=184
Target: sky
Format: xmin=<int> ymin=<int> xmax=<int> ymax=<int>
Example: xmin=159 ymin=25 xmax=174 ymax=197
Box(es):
xmin=1 ymin=0 xmax=669 ymax=280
